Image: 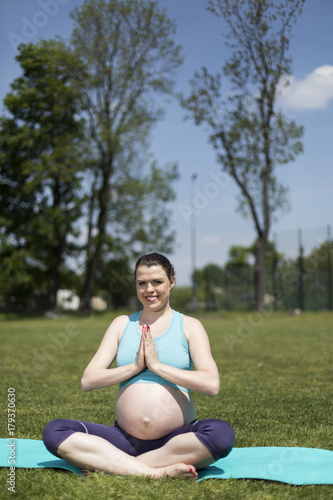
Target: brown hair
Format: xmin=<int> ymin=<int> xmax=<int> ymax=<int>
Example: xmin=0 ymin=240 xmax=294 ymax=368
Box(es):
xmin=134 ymin=253 xmax=175 ymax=283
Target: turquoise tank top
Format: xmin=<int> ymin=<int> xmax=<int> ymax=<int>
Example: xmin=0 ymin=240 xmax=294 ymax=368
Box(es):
xmin=117 ymin=310 xmax=193 ymax=392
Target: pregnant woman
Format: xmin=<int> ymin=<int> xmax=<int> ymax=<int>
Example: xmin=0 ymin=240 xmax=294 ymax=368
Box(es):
xmin=43 ymin=253 xmax=235 ymax=479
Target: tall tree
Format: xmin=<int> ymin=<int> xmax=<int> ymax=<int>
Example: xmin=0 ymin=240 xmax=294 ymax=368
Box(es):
xmin=202 ymin=263 xmax=224 ymax=309
xmin=109 ymin=158 xmax=179 ymax=256
xmin=181 ymin=0 xmax=304 ymax=310
xmin=0 ymin=40 xmax=86 ymax=310
xmin=67 ymin=0 xmax=183 ymax=309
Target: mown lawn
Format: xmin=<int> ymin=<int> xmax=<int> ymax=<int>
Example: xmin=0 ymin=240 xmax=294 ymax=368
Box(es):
xmin=0 ymin=310 xmax=332 ymax=499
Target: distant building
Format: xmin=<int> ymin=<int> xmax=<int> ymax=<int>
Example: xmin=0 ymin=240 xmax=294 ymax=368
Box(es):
xmin=56 ymin=289 xmax=80 ymax=311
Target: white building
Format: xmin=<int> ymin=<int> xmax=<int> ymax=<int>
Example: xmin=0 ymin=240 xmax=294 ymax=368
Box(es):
xmin=56 ymin=289 xmax=80 ymax=311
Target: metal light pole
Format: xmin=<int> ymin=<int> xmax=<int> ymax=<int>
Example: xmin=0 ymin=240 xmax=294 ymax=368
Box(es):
xmin=191 ymin=173 xmax=198 ymax=311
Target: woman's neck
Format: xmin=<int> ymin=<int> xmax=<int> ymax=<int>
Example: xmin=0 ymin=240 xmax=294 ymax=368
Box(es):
xmin=140 ymin=304 xmax=172 ymax=325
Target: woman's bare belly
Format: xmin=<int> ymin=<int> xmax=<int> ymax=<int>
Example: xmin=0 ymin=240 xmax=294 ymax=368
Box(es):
xmin=115 ymin=383 xmax=196 ymax=440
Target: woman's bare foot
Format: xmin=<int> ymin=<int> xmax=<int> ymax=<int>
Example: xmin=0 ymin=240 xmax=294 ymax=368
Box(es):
xmin=155 ymin=463 xmax=197 ymax=479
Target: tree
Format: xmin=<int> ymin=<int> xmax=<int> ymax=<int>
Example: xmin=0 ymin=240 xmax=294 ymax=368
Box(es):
xmin=225 ymin=244 xmax=253 ymax=268
xmin=303 ymin=240 xmax=333 ymax=310
xmin=0 ymin=40 xmax=86 ymax=310
xmin=109 ymin=160 xmax=179 ymax=256
xmin=67 ymin=0 xmax=183 ymax=309
xmin=181 ymin=0 xmax=304 ymax=310
xmin=202 ymin=263 xmax=224 ymax=309
xmin=95 ymin=256 xmax=134 ymax=309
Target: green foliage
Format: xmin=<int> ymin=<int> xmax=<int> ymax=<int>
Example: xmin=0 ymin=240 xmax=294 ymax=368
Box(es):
xmin=226 ymin=245 xmax=253 ymax=268
xmin=67 ymin=0 xmax=183 ymax=308
xmin=95 ymin=257 xmax=134 ymax=308
xmin=275 ymin=238 xmax=333 ymax=311
xmin=0 ymin=311 xmax=332 ymax=499
xmin=202 ymin=264 xmax=225 ymax=309
xmin=305 ymin=240 xmax=333 ymax=273
xmin=70 ymin=0 xmax=183 ymax=125
xmin=0 ymin=40 xmax=87 ymax=310
xmin=109 ymin=160 xmax=179 ymax=257
xmin=0 ymin=1 xmax=183 ymax=312
xmin=181 ymin=0 xmax=305 ymax=310
xmin=170 ymin=286 xmax=192 ymax=311
xmin=190 ymin=242 xmax=282 ymax=311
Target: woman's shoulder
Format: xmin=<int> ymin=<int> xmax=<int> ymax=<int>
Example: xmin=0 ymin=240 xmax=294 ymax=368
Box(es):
xmin=181 ymin=313 xmax=203 ymax=328
xmin=105 ymin=314 xmax=130 ymax=338
xmin=181 ymin=313 xmax=206 ymax=342
xmin=110 ymin=314 xmax=131 ymax=326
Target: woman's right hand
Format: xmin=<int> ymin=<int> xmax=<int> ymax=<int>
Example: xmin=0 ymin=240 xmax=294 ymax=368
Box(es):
xmin=134 ymin=325 xmax=147 ymax=372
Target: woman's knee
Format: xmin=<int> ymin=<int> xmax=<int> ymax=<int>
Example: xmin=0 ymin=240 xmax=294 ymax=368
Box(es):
xmin=42 ymin=418 xmax=80 ymax=456
xmin=193 ymin=418 xmax=235 ymax=461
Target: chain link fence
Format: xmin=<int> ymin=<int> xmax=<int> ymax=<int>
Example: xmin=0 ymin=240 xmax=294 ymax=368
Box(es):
xmin=198 ymin=224 xmax=333 ymax=312
xmin=272 ymin=224 xmax=333 ymax=311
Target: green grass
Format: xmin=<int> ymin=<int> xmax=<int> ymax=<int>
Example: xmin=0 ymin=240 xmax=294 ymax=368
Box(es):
xmin=1 ymin=310 xmax=332 ymax=499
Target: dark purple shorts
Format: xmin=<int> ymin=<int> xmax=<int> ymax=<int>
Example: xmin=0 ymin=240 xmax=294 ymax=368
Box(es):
xmin=43 ymin=418 xmax=235 ymax=462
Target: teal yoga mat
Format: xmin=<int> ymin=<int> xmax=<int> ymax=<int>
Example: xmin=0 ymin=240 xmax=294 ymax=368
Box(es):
xmin=197 ymin=446 xmax=333 ymax=484
xmin=1 ymin=439 xmax=83 ymax=476
xmin=1 ymin=439 xmax=333 ymax=484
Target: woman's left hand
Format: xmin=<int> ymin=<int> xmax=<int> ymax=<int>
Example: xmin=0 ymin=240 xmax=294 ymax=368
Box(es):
xmin=143 ymin=326 xmax=160 ymax=371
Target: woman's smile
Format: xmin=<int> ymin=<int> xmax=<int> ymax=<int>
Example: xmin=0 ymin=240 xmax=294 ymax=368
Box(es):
xmin=146 ymin=295 xmax=158 ymax=302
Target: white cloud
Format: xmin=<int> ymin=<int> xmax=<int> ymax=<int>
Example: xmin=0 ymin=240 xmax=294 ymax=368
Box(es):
xmin=201 ymin=235 xmax=220 ymax=245
xmin=278 ymin=65 xmax=333 ymax=110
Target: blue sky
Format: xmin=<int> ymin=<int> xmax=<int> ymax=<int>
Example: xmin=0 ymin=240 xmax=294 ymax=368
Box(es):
xmin=1 ymin=0 xmax=332 ymax=285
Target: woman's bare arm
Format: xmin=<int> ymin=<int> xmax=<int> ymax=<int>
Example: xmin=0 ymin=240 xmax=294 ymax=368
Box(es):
xmin=81 ymin=315 xmax=145 ymax=391
xmin=144 ymin=316 xmax=220 ymax=396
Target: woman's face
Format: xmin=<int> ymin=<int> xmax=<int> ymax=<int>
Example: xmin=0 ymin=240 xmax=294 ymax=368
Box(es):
xmin=136 ymin=265 xmax=174 ymax=311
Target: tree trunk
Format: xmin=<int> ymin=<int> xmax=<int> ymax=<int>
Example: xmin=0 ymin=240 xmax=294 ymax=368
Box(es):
xmin=47 ymin=248 xmax=63 ymax=311
xmin=80 ymin=161 xmax=111 ymax=310
xmin=80 ymin=254 xmax=97 ymax=311
xmin=254 ymin=237 xmax=266 ymax=311
xmin=47 ymin=182 xmax=65 ymax=312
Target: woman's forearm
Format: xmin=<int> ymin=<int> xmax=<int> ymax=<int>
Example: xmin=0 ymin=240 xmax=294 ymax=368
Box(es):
xmin=81 ymin=363 xmax=141 ymax=392
xmin=151 ymin=362 xmax=220 ymax=396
